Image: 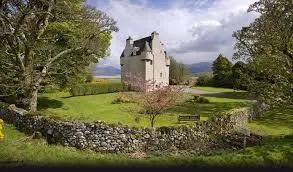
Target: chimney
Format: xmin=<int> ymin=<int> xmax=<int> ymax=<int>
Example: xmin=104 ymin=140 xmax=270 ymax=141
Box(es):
xmin=151 ymin=31 xmax=159 ymax=39
xmin=126 ymin=36 xmax=133 ymax=46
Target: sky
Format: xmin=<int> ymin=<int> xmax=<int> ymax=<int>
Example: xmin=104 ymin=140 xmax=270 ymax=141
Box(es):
xmin=86 ymin=0 xmax=259 ymax=68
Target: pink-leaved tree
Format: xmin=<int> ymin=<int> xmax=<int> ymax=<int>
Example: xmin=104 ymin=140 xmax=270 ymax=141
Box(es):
xmin=122 ymin=72 xmax=183 ymax=127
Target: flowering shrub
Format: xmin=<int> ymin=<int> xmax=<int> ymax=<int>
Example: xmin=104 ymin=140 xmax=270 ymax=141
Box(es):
xmin=122 ymin=72 xmax=183 ymax=127
xmin=0 ymin=119 xmax=4 ymax=141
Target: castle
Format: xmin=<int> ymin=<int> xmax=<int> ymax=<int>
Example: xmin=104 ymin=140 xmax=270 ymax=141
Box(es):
xmin=120 ymin=31 xmax=170 ymax=91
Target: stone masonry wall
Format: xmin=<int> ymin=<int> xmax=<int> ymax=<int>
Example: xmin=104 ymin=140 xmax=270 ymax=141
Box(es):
xmin=0 ymin=104 xmax=268 ymax=153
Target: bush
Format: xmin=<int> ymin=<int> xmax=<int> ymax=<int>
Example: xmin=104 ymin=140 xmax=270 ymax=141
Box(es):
xmin=188 ymin=94 xmax=210 ymax=104
xmin=69 ymin=82 xmax=127 ymax=96
xmin=111 ymin=93 xmax=135 ymax=104
xmin=198 ymin=96 xmax=210 ymax=103
xmin=196 ymin=74 xmax=213 ymax=86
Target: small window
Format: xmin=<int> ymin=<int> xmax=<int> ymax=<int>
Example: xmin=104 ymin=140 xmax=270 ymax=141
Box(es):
xmin=150 ymin=61 xmax=152 ymax=65
xmin=160 ymin=73 xmax=162 ymax=77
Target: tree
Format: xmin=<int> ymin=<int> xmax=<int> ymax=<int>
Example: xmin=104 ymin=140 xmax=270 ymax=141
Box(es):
xmin=0 ymin=0 xmax=118 ymax=112
xmin=196 ymin=72 xmax=213 ymax=86
xmin=212 ymin=54 xmax=233 ymax=88
xmin=233 ymin=0 xmax=293 ymax=105
xmin=232 ymin=61 xmax=248 ymax=90
xmin=169 ymin=56 xmax=189 ymax=85
xmin=122 ymin=73 xmax=183 ymax=127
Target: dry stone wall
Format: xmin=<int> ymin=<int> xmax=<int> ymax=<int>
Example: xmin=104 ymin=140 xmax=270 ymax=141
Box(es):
xmin=0 ymin=104 xmax=267 ymax=153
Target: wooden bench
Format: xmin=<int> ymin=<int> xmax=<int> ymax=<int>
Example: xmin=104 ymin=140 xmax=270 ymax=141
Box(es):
xmin=178 ymin=115 xmax=200 ymax=123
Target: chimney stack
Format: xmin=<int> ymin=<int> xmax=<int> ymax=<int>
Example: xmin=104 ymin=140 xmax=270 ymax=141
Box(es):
xmin=126 ymin=36 xmax=133 ymax=45
xmin=151 ymin=31 xmax=159 ymax=39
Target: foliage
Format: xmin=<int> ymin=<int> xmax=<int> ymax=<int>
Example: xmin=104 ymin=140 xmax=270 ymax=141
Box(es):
xmin=169 ymin=56 xmax=189 ymax=85
xmin=212 ymin=54 xmax=233 ymax=88
xmin=195 ymin=73 xmax=214 ymax=86
xmin=232 ymin=61 xmax=248 ymax=90
xmin=232 ymin=0 xmax=293 ymax=106
xmin=69 ymin=82 xmax=126 ymax=96
xmin=187 ymin=94 xmax=210 ymax=104
xmin=121 ymin=73 xmax=184 ymax=127
xmin=0 ymin=0 xmax=118 ymax=112
xmin=0 ymin=119 xmax=3 ymax=141
xmin=111 ymin=92 xmax=136 ymax=104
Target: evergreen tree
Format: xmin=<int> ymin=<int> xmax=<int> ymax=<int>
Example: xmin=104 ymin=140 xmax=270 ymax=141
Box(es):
xmin=212 ymin=54 xmax=233 ymax=88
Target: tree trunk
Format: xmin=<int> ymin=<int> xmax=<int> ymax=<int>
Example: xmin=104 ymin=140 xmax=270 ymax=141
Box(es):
xmin=29 ymin=87 xmax=38 ymax=112
xmin=150 ymin=115 xmax=156 ymax=128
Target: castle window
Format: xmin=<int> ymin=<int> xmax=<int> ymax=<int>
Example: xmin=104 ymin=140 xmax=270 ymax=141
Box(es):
xmin=150 ymin=61 xmax=152 ymax=65
xmin=160 ymin=72 xmax=162 ymax=77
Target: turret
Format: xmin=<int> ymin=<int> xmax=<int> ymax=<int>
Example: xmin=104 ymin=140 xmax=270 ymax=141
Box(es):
xmin=141 ymin=41 xmax=152 ymax=61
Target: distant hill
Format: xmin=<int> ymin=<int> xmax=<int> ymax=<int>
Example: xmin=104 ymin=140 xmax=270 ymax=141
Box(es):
xmin=93 ymin=66 xmax=121 ymax=76
xmin=93 ymin=62 xmax=212 ymax=76
xmin=187 ymin=62 xmax=212 ymax=74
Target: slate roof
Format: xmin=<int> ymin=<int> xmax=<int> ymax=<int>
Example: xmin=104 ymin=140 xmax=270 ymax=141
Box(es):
xmin=120 ymin=36 xmax=153 ymax=57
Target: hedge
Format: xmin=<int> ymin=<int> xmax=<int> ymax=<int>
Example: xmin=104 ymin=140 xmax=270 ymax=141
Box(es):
xmin=69 ymin=83 xmax=127 ymax=96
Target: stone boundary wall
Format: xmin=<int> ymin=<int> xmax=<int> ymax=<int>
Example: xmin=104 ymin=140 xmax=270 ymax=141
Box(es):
xmin=0 ymin=104 xmax=268 ymax=153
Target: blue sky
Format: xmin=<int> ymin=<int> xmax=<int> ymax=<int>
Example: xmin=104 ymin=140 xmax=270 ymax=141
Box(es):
xmin=86 ymin=0 xmax=258 ymax=68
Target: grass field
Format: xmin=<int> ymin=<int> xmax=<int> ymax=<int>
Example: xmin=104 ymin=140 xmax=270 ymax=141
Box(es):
xmin=37 ymin=90 xmax=250 ymax=127
xmin=193 ymin=86 xmax=245 ymax=93
xmin=1 ymin=105 xmax=292 ymax=167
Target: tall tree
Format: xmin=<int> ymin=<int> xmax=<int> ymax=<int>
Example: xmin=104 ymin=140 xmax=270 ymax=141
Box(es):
xmin=0 ymin=0 xmax=118 ymax=111
xmin=233 ymin=0 xmax=293 ymax=105
xmin=212 ymin=54 xmax=233 ymax=88
xmin=232 ymin=61 xmax=248 ymax=90
xmin=169 ymin=56 xmax=189 ymax=85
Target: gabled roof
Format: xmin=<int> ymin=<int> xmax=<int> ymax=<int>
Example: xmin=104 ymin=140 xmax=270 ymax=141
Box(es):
xmin=120 ymin=36 xmax=153 ymax=57
xmin=133 ymin=36 xmax=152 ymax=55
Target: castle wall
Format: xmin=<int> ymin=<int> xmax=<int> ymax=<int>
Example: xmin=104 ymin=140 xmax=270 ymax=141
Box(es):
xmin=149 ymin=35 xmax=169 ymax=87
xmin=120 ymin=32 xmax=170 ymax=91
xmin=121 ymin=54 xmax=146 ymax=83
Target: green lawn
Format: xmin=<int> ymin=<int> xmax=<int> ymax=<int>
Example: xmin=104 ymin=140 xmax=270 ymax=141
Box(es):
xmin=193 ymin=86 xmax=245 ymax=93
xmin=37 ymin=90 xmax=250 ymax=127
xmin=1 ymin=105 xmax=292 ymax=167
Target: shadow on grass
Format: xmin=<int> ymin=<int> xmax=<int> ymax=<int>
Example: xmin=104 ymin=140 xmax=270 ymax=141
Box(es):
xmin=201 ymin=92 xmax=252 ymax=100
xmin=167 ymin=101 xmax=248 ymax=118
xmin=251 ymin=106 xmax=293 ymax=130
xmin=37 ymin=96 xmax=64 ymax=110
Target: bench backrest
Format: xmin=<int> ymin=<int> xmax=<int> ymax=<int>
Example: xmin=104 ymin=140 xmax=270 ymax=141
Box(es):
xmin=178 ymin=115 xmax=200 ymax=121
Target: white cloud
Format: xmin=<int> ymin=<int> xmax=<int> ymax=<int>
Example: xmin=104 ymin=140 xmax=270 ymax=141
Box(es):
xmin=92 ymin=0 xmax=258 ymax=68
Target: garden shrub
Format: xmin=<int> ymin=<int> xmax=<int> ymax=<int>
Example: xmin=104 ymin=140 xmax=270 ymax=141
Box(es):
xmin=188 ymin=94 xmax=210 ymax=104
xmin=69 ymin=82 xmax=127 ymax=96
xmin=195 ymin=73 xmax=214 ymax=86
xmin=111 ymin=94 xmax=135 ymax=104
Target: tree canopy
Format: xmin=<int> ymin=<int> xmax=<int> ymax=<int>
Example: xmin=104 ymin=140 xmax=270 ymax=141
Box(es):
xmin=233 ymin=0 xmax=293 ymax=105
xmin=212 ymin=54 xmax=233 ymax=88
xmin=169 ymin=56 xmax=189 ymax=85
xmin=0 ymin=0 xmax=118 ymax=111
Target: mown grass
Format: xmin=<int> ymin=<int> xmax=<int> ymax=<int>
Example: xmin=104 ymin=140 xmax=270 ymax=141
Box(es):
xmin=193 ymin=86 xmax=245 ymax=93
xmin=0 ymin=106 xmax=292 ymax=167
xmin=37 ymin=90 xmax=250 ymax=127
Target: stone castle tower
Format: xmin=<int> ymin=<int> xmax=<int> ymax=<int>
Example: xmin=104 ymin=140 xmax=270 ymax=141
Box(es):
xmin=120 ymin=31 xmax=170 ymax=91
